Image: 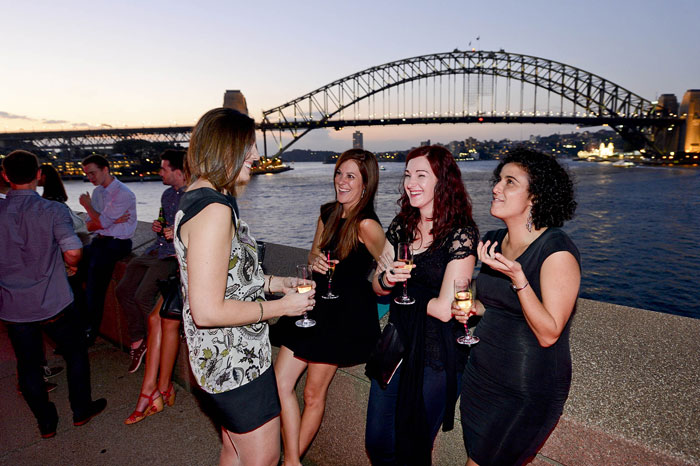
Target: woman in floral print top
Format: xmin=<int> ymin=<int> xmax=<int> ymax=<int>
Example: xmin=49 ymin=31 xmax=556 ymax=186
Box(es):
xmin=175 ymin=108 xmax=315 ymax=466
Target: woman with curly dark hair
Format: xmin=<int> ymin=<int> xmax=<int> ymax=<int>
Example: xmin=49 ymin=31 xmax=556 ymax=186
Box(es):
xmin=365 ymin=145 xmax=479 ymax=465
xmin=456 ymin=148 xmax=581 ymax=466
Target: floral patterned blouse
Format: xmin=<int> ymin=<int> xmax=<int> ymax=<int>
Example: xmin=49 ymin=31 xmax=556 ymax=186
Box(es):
xmin=174 ymin=188 xmax=271 ymax=394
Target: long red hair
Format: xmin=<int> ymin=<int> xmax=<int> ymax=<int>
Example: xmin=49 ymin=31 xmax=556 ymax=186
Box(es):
xmin=396 ymin=145 xmax=477 ymax=248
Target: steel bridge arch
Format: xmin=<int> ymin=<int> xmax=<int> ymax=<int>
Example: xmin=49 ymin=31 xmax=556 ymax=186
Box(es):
xmin=260 ymin=50 xmax=662 ymax=156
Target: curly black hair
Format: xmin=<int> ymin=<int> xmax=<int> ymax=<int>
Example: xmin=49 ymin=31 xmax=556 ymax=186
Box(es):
xmin=492 ymin=147 xmax=576 ymax=228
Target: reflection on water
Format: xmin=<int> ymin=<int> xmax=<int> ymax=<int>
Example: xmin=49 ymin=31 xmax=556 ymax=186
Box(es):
xmin=61 ymin=160 xmax=700 ymax=319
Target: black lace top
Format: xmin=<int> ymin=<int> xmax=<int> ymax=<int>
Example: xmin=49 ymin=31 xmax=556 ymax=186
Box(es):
xmin=385 ymin=216 xmax=477 ymax=464
xmin=386 ymin=219 xmax=477 ymax=367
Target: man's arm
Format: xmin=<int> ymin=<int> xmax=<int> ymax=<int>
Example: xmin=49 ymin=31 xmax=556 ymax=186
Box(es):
xmin=79 ymin=192 xmax=103 ymax=230
xmin=55 ymin=204 xmax=84 ymax=260
xmin=63 ymin=248 xmax=82 ymax=274
xmin=98 ymin=187 xmax=135 ymax=229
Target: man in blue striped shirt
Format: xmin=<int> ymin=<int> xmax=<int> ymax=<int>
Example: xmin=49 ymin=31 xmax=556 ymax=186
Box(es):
xmin=0 ymin=150 xmax=106 ymax=438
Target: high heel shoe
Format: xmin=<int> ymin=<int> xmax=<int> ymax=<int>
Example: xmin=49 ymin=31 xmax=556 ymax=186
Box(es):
xmin=124 ymin=387 xmax=163 ymax=425
xmin=161 ymin=383 xmax=176 ymax=407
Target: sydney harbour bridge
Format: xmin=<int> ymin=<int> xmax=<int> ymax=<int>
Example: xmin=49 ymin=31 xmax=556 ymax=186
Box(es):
xmin=1 ymin=50 xmax=696 ymax=161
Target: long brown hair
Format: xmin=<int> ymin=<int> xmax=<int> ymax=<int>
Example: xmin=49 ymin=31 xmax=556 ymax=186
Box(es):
xmin=185 ymin=108 xmax=255 ymax=195
xmin=319 ymin=149 xmax=379 ymax=260
xmin=40 ymin=164 xmax=68 ymax=202
xmin=396 ymin=145 xmax=477 ymax=249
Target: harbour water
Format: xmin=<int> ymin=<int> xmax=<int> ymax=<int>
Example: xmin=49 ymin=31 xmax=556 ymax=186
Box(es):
xmin=60 ymin=160 xmax=700 ymax=319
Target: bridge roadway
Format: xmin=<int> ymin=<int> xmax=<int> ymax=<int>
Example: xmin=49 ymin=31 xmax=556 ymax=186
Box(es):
xmin=1 ymin=222 xmax=698 ymax=465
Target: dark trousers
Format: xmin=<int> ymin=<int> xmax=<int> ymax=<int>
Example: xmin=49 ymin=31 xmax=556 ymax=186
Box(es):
xmin=365 ymin=365 xmax=450 ymax=465
xmin=5 ymin=304 xmax=93 ymax=430
xmin=115 ymin=254 xmax=177 ymax=343
xmin=79 ymin=236 xmax=132 ymax=334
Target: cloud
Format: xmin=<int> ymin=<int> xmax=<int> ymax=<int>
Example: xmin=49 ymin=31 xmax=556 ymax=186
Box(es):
xmin=1 ymin=112 xmax=73 ymax=127
xmin=0 ymin=111 xmax=34 ymax=121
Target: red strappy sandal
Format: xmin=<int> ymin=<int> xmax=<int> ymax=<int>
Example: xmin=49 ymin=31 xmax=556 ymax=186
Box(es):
xmin=161 ymin=383 xmax=176 ymax=407
xmin=124 ymin=387 xmax=163 ymax=425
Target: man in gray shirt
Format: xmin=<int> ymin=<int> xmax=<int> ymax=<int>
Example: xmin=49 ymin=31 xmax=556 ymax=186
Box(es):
xmin=0 ymin=150 xmax=106 ymax=439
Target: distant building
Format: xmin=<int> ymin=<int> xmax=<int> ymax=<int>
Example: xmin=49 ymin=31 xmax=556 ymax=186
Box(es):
xmin=420 ymin=140 xmax=431 ymax=147
xmin=352 ymin=131 xmax=363 ymax=149
xmin=679 ymin=90 xmax=700 ymax=154
xmin=223 ymin=90 xmax=249 ymax=116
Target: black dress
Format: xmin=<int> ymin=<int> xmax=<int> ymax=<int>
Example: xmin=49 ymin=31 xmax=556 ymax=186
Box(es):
xmin=386 ymin=218 xmax=477 ymax=465
xmin=270 ymin=205 xmax=381 ymax=366
xmin=460 ymin=228 xmax=581 ymax=466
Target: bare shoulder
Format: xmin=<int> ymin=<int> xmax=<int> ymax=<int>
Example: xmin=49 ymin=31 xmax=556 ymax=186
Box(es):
xmin=180 ymin=202 xmax=234 ymax=246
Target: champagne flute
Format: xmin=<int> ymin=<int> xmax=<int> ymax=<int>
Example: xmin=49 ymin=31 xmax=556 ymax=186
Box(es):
xmin=455 ymin=278 xmax=479 ymax=345
xmin=394 ymin=242 xmax=415 ymax=305
xmin=295 ymin=264 xmax=316 ymax=328
xmin=321 ymin=250 xmax=339 ymax=300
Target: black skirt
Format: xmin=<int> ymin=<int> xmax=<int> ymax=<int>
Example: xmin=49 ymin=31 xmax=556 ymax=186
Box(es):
xmin=201 ymin=366 xmax=281 ymax=433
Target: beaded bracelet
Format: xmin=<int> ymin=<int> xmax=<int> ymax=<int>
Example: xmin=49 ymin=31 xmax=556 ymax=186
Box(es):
xmin=378 ymin=271 xmax=395 ymax=291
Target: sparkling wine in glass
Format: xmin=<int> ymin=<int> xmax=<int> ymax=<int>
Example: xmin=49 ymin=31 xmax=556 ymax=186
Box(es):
xmin=295 ymin=264 xmax=316 ymax=328
xmin=455 ymin=278 xmax=479 ymax=345
xmin=394 ymin=242 xmax=415 ymax=305
xmin=321 ymin=250 xmax=339 ymax=300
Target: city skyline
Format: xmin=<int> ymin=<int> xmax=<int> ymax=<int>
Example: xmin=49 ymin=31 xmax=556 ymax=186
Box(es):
xmin=2 ymin=0 xmax=699 ymax=151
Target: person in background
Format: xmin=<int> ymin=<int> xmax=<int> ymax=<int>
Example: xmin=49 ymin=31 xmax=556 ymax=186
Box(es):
xmin=0 ymin=165 xmax=10 ymax=198
xmin=174 ymin=107 xmax=314 ymax=465
xmin=365 ymin=145 xmax=479 ymax=465
xmin=116 ymin=149 xmax=186 ymax=374
xmin=39 ymin=164 xmax=68 ymax=202
xmin=456 ymin=148 xmax=580 ymax=466
xmin=0 ymin=150 xmax=106 ymax=439
xmin=271 ymin=149 xmax=385 ymax=465
xmin=120 ymin=149 xmax=187 ymax=425
xmin=33 ymin=164 xmax=75 ymax=389
xmin=78 ymin=154 xmax=137 ymax=345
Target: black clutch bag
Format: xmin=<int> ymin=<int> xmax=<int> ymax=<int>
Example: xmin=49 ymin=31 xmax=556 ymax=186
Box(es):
xmin=365 ymin=322 xmax=405 ymax=389
xmin=157 ymin=273 xmax=183 ymax=321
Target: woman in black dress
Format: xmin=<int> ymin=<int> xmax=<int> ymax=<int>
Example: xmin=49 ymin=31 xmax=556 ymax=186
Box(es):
xmin=456 ymin=148 xmax=581 ymax=466
xmin=365 ymin=145 xmax=479 ymax=465
xmin=272 ymin=149 xmax=386 ymax=465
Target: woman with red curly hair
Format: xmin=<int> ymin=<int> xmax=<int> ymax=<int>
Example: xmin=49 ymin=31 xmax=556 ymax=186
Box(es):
xmin=365 ymin=145 xmax=479 ymax=465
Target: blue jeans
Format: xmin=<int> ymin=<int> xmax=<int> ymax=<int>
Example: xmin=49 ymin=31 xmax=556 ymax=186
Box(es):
xmin=365 ymin=365 xmax=448 ymax=465
xmin=5 ymin=304 xmax=93 ymax=431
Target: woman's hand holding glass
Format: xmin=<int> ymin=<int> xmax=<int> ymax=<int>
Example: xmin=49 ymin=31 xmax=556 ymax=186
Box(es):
xmin=310 ymin=251 xmax=338 ymax=275
xmin=453 ymin=278 xmax=479 ymax=345
xmin=279 ymin=275 xmax=316 ymax=317
xmin=383 ymin=260 xmax=413 ymax=286
xmin=311 ymin=250 xmax=340 ymax=299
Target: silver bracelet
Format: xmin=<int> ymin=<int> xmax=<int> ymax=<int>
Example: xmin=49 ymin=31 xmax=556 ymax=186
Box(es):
xmin=511 ymin=281 xmax=529 ymax=292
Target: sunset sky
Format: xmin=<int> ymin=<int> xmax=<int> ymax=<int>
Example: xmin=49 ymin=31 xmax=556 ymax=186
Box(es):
xmin=2 ymin=0 xmax=698 ymax=151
